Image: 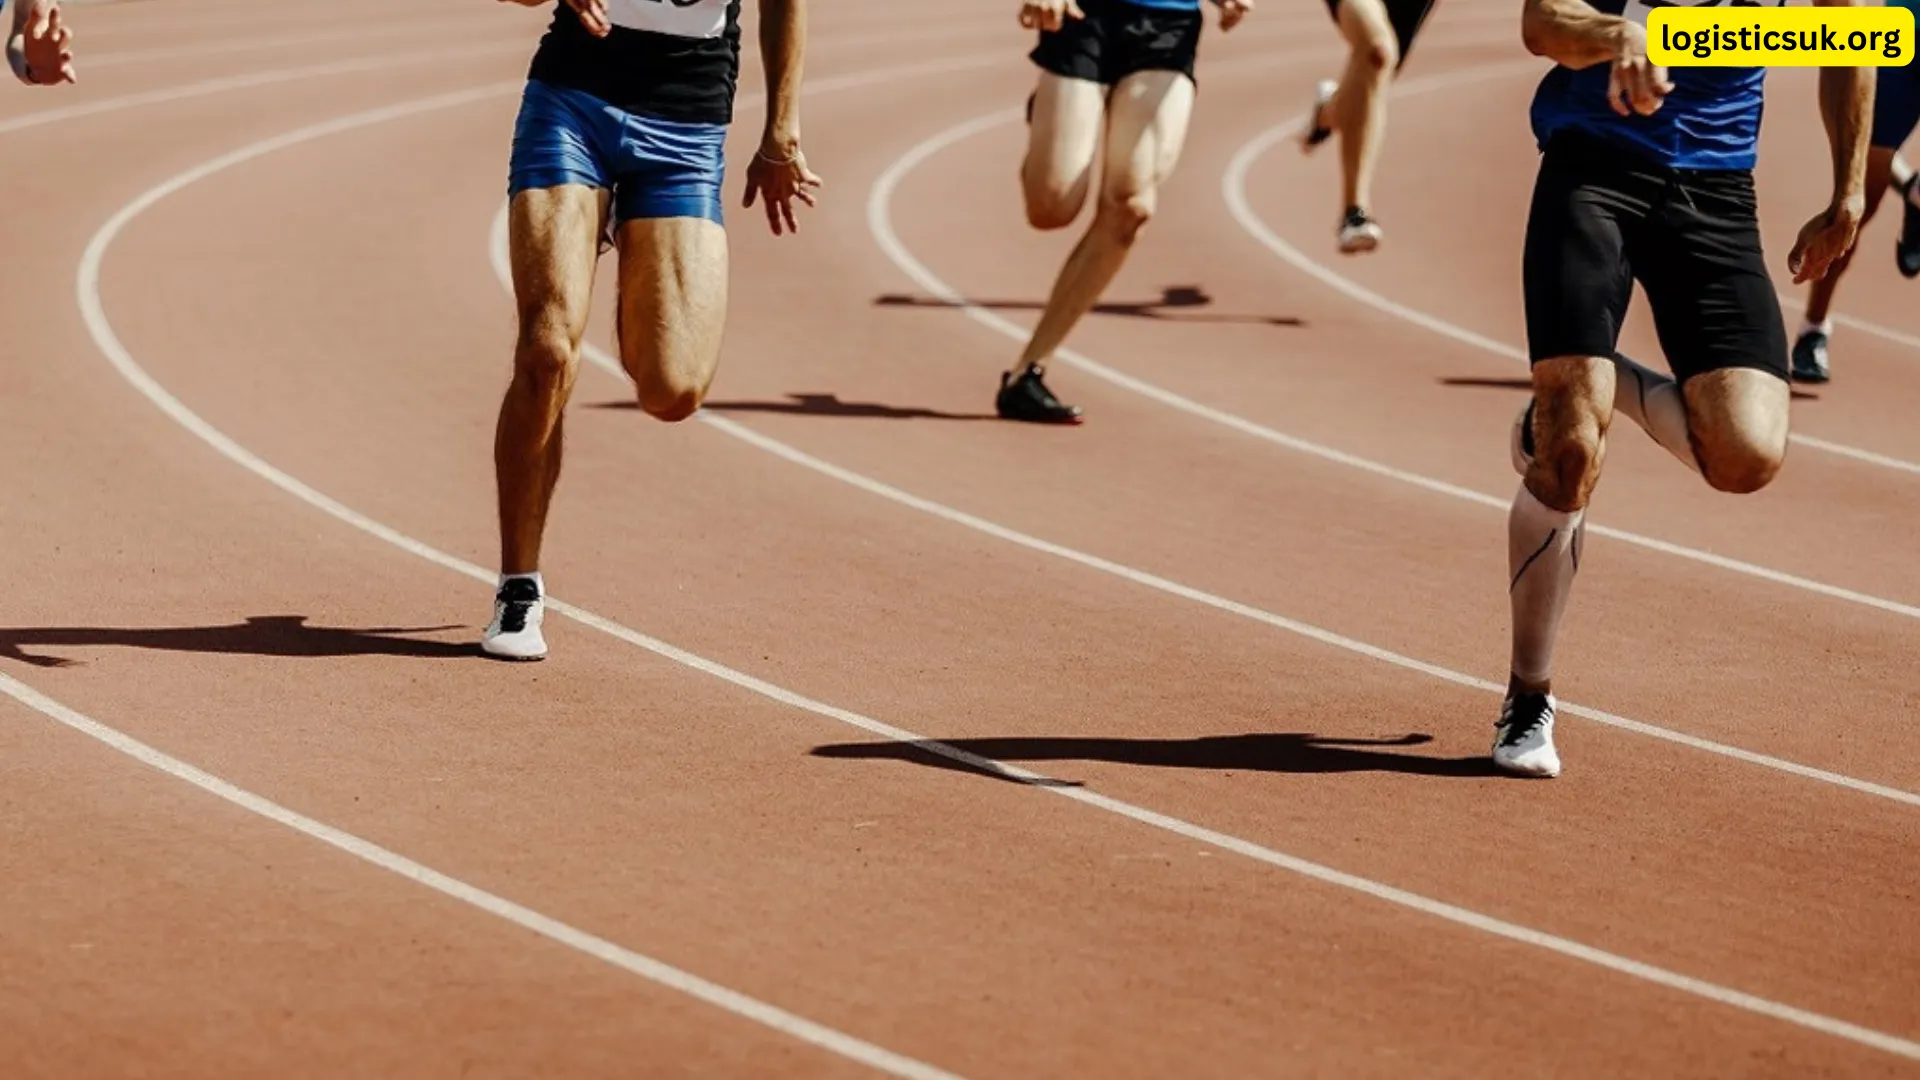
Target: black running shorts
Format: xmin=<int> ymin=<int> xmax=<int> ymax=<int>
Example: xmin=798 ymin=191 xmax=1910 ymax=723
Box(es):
xmin=1521 ymin=128 xmax=1789 ymax=385
xmin=1029 ymin=0 xmax=1203 ymax=86
xmin=1320 ymin=0 xmax=1436 ymax=69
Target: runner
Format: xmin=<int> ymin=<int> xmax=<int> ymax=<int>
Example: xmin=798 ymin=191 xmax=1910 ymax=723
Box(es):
xmin=1790 ymin=0 xmax=1920 ymax=383
xmin=484 ymin=0 xmax=821 ymax=660
xmin=1495 ymin=0 xmax=1870 ymax=775
xmin=1297 ymin=0 xmax=1437 ymax=253
xmin=8 ymin=0 xmax=76 ymax=86
xmin=995 ymin=0 xmax=1252 ymax=424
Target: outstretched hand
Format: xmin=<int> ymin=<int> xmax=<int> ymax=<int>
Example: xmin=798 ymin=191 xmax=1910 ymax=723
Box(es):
xmin=12 ymin=2 xmax=75 ymax=86
xmin=1788 ymin=197 xmax=1864 ymax=284
xmin=1019 ymin=0 xmax=1085 ymax=32
xmin=497 ymin=0 xmax=612 ymax=36
xmin=743 ymin=143 xmax=823 ymax=237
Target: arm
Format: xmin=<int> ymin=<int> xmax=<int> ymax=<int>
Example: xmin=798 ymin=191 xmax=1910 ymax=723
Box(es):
xmin=1813 ymin=0 xmax=1871 ymax=217
xmin=1521 ymin=0 xmax=1631 ymax=70
xmin=757 ymin=0 xmax=806 ymax=162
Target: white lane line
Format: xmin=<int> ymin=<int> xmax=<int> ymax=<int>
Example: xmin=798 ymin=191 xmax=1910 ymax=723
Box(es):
xmin=79 ymin=67 xmax=1920 ymax=1067
xmin=866 ymin=79 xmax=1920 ymax=629
xmin=1217 ymin=62 xmax=1920 ymax=478
xmin=70 ymin=80 xmax=960 ymax=1080
xmin=0 ymin=673 xmax=960 ymax=1080
xmin=492 ymin=197 xmax=1920 ymax=811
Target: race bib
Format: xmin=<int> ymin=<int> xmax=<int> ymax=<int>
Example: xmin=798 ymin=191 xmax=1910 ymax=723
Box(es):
xmin=605 ymin=0 xmax=728 ymax=39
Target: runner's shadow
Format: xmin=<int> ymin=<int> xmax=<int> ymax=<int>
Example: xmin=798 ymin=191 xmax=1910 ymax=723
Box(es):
xmin=1440 ymin=375 xmax=1820 ymax=401
xmin=875 ymin=285 xmax=1304 ymax=327
xmin=595 ymin=393 xmax=996 ymax=420
xmin=0 ymin=615 xmax=476 ymax=668
xmin=811 ymin=732 xmax=1499 ymax=787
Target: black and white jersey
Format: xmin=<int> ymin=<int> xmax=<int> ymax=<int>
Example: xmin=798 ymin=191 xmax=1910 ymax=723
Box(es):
xmin=527 ymin=0 xmax=745 ymax=126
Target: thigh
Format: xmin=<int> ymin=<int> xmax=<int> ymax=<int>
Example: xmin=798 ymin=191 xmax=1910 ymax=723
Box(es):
xmin=1331 ymin=0 xmax=1398 ymax=57
xmin=508 ymin=184 xmax=609 ymax=348
xmin=1522 ymin=137 xmax=1639 ymax=366
xmin=1680 ymin=367 xmax=1789 ymax=473
xmin=1636 ymin=171 xmax=1789 ymax=386
xmin=1101 ymin=68 xmax=1196 ymax=202
xmin=614 ymin=216 xmax=730 ymax=394
xmin=1026 ymin=71 xmax=1108 ymax=196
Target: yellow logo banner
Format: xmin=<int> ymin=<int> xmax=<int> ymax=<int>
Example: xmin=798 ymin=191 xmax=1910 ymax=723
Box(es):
xmin=1646 ymin=4 xmax=1916 ymax=66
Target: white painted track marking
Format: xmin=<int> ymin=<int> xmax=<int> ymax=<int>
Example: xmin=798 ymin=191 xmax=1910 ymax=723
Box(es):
xmin=0 ymin=672 xmax=961 ymax=1080
xmin=66 ymin=62 xmax=1920 ymax=1066
xmin=1217 ymin=63 xmax=1920 ymax=477
xmin=867 ymin=71 xmax=1920 ymax=631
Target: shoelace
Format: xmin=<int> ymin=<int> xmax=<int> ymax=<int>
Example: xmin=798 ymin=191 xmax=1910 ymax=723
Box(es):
xmin=1499 ymin=694 xmax=1552 ymax=745
xmin=495 ymin=582 xmax=540 ymax=634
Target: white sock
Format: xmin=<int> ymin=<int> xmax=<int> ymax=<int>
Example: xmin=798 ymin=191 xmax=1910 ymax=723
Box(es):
xmin=501 ymin=571 xmax=543 ymax=597
xmin=1800 ymin=317 xmax=1833 ymax=339
xmin=1610 ymin=353 xmax=1701 ymax=474
xmin=1509 ymin=482 xmax=1585 ymax=688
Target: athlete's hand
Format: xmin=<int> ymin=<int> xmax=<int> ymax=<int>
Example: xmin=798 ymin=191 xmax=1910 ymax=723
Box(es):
xmin=562 ymin=0 xmax=613 ymax=36
xmin=1606 ymin=23 xmax=1671 ymax=117
xmin=744 ymin=140 xmax=822 ymax=237
xmin=10 ymin=2 xmax=75 ymax=86
xmin=1788 ymin=196 xmax=1865 ymax=284
xmin=1214 ymin=0 xmax=1253 ymax=31
xmin=1019 ymin=0 xmax=1085 ymax=33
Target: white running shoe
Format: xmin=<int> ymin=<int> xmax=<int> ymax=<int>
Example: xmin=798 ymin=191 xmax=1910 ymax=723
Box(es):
xmin=482 ymin=576 xmax=547 ymax=661
xmin=1337 ymin=206 xmax=1383 ymax=254
xmin=1301 ymin=78 xmax=1338 ymax=153
xmin=1493 ymin=690 xmax=1561 ymax=777
xmin=1510 ymin=399 xmax=1535 ymax=477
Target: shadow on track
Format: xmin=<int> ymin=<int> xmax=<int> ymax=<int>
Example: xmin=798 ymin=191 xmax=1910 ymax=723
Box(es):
xmin=594 ymin=392 xmax=997 ymax=421
xmin=811 ymin=731 xmax=1500 ymax=787
xmin=875 ymin=284 xmax=1305 ymax=327
xmin=0 ymin=615 xmax=475 ymax=668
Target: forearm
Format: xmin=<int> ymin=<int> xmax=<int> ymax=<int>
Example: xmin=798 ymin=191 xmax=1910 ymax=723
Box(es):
xmin=1817 ymin=60 xmax=1871 ymax=208
xmin=1521 ymin=0 xmax=1628 ymax=69
xmin=757 ymin=0 xmax=806 ymax=153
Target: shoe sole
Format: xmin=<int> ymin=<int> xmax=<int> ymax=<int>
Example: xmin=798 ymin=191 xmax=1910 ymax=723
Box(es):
xmin=1339 ymin=234 xmax=1379 ymax=254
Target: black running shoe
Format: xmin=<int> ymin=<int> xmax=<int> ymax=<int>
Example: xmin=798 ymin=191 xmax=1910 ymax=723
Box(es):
xmin=1791 ymin=328 xmax=1831 ymax=384
xmin=1898 ymin=175 xmax=1920 ymax=280
xmin=995 ymin=366 xmax=1083 ymax=424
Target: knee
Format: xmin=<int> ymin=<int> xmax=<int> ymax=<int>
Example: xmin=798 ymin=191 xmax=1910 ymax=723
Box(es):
xmin=1023 ymin=178 xmax=1083 ymax=230
xmin=637 ymin=372 xmax=707 ymax=423
xmin=513 ymin=318 xmax=577 ymax=391
xmin=1096 ymin=189 xmax=1156 ymax=243
xmin=1701 ymin=440 xmax=1784 ymax=494
xmin=1360 ymin=31 xmax=1399 ymax=74
xmin=1531 ymin=424 xmax=1605 ymax=510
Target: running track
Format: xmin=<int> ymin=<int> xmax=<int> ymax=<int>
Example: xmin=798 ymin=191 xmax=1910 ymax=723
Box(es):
xmin=5 ymin=0 xmax=1918 ymax=1075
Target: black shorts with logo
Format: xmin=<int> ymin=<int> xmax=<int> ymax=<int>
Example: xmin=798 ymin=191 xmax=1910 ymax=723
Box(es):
xmin=1522 ymin=128 xmax=1789 ymax=385
xmin=1029 ymin=0 xmax=1203 ymax=86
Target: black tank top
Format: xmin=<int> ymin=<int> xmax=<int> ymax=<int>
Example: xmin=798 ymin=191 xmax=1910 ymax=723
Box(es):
xmin=527 ymin=0 xmax=743 ymax=126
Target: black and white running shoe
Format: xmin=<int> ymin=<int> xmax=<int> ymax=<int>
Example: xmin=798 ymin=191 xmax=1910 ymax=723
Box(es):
xmin=1338 ymin=205 xmax=1382 ymax=254
xmin=482 ymin=577 xmax=547 ymax=661
xmin=995 ymin=366 xmax=1084 ymax=424
xmin=1898 ymin=173 xmax=1920 ymax=280
xmin=1493 ymin=690 xmax=1561 ymax=777
xmin=1791 ymin=327 xmax=1831 ymax=384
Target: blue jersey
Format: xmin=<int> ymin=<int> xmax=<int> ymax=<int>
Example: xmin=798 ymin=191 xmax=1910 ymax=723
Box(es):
xmin=1117 ymin=0 xmax=1203 ymax=9
xmin=1530 ymin=0 xmax=1776 ymax=171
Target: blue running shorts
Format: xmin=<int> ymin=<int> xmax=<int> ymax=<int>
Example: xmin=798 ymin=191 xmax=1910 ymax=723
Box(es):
xmin=507 ymin=79 xmax=727 ymax=226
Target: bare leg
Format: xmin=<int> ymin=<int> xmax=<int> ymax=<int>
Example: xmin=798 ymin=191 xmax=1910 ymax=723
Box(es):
xmin=1329 ymin=0 xmax=1398 ymax=218
xmin=495 ymin=184 xmax=608 ymax=576
xmin=1014 ymin=69 xmax=1194 ymax=373
xmin=1021 ymin=71 xmax=1105 ymax=231
xmin=614 ymin=216 xmax=730 ymax=421
xmin=1680 ymin=368 xmax=1790 ymax=494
